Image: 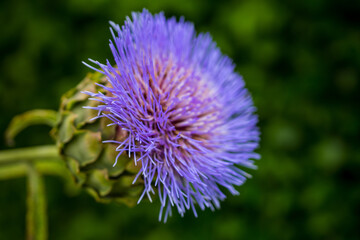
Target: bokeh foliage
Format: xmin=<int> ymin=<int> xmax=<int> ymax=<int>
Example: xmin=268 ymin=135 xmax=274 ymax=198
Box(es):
xmin=0 ymin=0 xmax=359 ymax=239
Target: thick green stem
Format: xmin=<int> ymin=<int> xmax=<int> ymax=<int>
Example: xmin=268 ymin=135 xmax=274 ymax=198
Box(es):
xmin=0 ymin=145 xmax=59 ymax=165
xmin=26 ymin=163 xmax=48 ymax=240
xmin=0 ymin=145 xmax=77 ymax=193
xmin=0 ymin=161 xmax=67 ymax=180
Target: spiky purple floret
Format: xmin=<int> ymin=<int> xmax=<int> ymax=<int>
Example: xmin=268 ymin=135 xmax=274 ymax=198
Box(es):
xmin=84 ymin=9 xmax=260 ymax=222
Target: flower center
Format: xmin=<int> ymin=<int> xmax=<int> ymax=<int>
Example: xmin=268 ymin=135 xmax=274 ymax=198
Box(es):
xmin=130 ymin=57 xmax=224 ymax=160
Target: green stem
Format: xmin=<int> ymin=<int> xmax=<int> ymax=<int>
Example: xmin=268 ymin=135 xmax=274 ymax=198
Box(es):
xmin=26 ymin=163 xmax=48 ymax=240
xmin=0 ymin=161 xmax=66 ymax=180
xmin=0 ymin=145 xmax=59 ymax=165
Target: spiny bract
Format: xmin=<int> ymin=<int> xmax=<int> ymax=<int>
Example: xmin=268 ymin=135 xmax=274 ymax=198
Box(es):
xmin=52 ymin=72 xmax=144 ymax=207
xmin=84 ymin=9 xmax=260 ymax=222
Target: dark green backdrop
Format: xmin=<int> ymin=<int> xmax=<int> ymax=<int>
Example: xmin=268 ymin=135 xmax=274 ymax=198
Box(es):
xmin=0 ymin=0 xmax=359 ymax=239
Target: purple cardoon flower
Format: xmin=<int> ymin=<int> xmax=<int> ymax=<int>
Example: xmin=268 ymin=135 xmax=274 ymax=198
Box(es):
xmin=84 ymin=9 xmax=260 ymax=222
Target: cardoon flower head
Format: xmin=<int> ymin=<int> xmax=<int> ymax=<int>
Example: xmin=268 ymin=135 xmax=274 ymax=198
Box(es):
xmin=84 ymin=9 xmax=260 ymax=221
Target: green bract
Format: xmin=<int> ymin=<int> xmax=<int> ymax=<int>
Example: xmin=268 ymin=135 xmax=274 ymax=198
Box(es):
xmin=51 ymin=72 xmax=143 ymax=206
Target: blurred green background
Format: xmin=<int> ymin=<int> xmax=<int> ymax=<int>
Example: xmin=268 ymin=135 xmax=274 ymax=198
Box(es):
xmin=0 ymin=0 xmax=359 ymax=239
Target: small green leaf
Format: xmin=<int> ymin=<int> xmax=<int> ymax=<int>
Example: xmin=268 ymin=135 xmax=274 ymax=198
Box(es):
xmin=5 ymin=109 xmax=58 ymax=146
xmin=82 ymin=144 xmax=130 ymax=178
xmin=62 ymin=72 xmax=104 ymax=111
xmin=100 ymin=117 xmax=117 ymax=140
xmin=63 ymin=130 xmax=102 ymax=166
xmin=65 ymin=157 xmax=86 ymax=185
xmin=56 ymin=112 xmax=77 ymax=144
xmin=85 ymin=169 xmax=112 ymax=196
xmin=72 ymin=100 xmax=99 ymax=128
xmin=109 ymin=175 xmax=144 ymax=207
xmin=126 ymin=156 xmax=142 ymax=174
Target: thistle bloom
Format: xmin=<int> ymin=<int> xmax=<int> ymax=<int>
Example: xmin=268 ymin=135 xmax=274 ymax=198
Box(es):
xmin=84 ymin=9 xmax=260 ymax=221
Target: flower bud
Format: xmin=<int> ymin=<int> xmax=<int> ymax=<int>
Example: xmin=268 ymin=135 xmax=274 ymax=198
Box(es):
xmin=51 ymin=72 xmax=143 ymax=206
